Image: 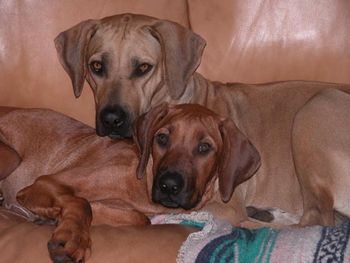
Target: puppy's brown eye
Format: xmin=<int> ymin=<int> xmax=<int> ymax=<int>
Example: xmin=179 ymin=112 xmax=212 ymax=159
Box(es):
xmin=156 ymin=133 xmax=168 ymax=147
xmin=198 ymin=143 xmax=211 ymax=154
xmin=134 ymin=63 xmax=153 ymax=77
xmin=90 ymin=61 xmax=104 ymax=75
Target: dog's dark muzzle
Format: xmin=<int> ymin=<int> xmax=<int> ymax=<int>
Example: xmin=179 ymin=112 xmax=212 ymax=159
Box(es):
xmin=152 ymin=170 xmax=196 ymax=209
xmin=96 ymin=106 xmax=132 ymax=138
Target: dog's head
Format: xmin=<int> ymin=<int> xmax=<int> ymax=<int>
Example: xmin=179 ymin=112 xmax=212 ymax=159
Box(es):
xmin=133 ymin=103 xmax=260 ymax=209
xmin=55 ymin=14 xmax=206 ymax=138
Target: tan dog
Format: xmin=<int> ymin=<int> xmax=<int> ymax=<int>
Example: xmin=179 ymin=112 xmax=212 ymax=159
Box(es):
xmin=0 ymin=103 xmax=260 ymax=262
xmin=56 ymin=13 xmax=350 ymax=227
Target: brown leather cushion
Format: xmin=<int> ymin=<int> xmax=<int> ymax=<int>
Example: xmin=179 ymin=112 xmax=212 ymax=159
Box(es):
xmin=0 ymin=208 xmax=194 ymax=263
xmin=190 ymin=0 xmax=350 ymax=84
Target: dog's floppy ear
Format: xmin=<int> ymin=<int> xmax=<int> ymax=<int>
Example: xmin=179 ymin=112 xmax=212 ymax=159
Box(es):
xmin=147 ymin=20 xmax=206 ymax=99
xmin=0 ymin=141 xmax=21 ymax=180
xmin=218 ymin=118 xmax=261 ymax=203
xmin=54 ymin=20 xmax=98 ymax=98
xmin=133 ymin=103 xmax=169 ymax=179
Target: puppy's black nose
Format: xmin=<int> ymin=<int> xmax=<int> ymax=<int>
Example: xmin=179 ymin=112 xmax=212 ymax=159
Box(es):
xmin=101 ymin=107 xmax=126 ymax=129
xmin=158 ymin=171 xmax=184 ymax=196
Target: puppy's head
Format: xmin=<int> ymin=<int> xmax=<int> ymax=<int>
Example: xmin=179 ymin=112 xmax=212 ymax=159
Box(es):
xmin=55 ymin=14 xmax=206 ymax=138
xmin=134 ymin=103 xmax=260 ymax=210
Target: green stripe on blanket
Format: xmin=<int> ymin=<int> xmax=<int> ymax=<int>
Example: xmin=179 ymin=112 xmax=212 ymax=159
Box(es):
xmin=196 ymin=227 xmax=278 ymax=263
xmin=151 ymin=212 xmax=350 ymax=263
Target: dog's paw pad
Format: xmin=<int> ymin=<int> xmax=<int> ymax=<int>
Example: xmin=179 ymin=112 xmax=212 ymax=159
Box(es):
xmin=48 ymin=230 xmax=90 ymax=263
xmin=48 ymin=239 xmax=66 ymax=250
xmin=52 ymin=254 xmax=75 ymax=263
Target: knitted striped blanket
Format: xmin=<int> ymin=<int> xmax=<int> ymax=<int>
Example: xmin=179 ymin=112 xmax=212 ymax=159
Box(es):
xmin=151 ymin=212 xmax=350 ymax=263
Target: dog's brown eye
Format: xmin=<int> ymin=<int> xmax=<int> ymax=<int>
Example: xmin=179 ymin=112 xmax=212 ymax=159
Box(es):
xmin=90 ymin=61 xmax=104 ymax=75
xmin=139 ymin=63 xmax=149 ymax=72
xmin=134 ymin=63 xmax=153 ymax=77
xmin=198 ymin=143 xmax=211 ymax=154
xmin=156 ymin=133 xmax=168 ymax=147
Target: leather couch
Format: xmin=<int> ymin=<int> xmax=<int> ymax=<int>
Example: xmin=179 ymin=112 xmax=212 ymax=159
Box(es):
xmin=1 ymin=0 xmax=350 ymax=262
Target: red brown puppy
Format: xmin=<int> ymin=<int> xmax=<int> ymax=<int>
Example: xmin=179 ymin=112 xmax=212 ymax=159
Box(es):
xmin=0 ymin=103 xmax=259 ymax=263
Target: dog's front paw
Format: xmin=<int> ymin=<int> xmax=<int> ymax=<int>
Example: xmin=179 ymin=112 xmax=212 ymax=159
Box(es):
xmin=48 ymin=223 xmax=91 ymax=263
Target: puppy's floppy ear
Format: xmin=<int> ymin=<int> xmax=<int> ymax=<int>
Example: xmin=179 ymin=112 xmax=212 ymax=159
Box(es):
xmin=218 ymin=118 xmax=261 ymax=203
xmin=54 ymin=19 xmax=98 ymax=98
xmin=0 ymin=141 xmax=21 ymax=180
xmin=147 ymin=20 xmax=206 ymax=99
xmin=133 ymin=103 xmax=169 ymax=179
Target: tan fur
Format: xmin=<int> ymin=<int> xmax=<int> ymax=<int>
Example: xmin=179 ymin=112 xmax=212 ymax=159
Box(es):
xmin=55 ymin=13 xmax=350 ymax=229
xmin=292 ymin=89 xmax=350 ymax=226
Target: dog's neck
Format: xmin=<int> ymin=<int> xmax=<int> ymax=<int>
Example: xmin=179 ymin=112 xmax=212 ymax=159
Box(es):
xmin=173 ymin=72 xmax=248 ymax=134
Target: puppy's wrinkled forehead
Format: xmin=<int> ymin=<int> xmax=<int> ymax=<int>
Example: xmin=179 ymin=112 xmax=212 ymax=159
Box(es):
xmin=163 ymin=107 xmax=223 ymax=140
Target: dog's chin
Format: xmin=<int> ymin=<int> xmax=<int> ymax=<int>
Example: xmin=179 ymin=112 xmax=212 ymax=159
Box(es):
xmin=158 ymin=199 xmax=180 ymax=208
xmin=154 ymin=197 xmax=198 ymax=210
xmin=108 ymin=133 xmax=126 ymax=139
xmin=96 ymin=123 xmax=133 ymax=139
xmin=107 ymin=129 xmax=133 ymax=139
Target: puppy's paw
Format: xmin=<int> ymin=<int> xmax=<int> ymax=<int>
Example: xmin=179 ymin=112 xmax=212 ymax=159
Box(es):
xmin=48 ymin=223 xmax=91 ymax=263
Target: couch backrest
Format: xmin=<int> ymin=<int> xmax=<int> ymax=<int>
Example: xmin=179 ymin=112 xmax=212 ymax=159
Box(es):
xmin=1 ymin=0 xmax=349 ymax=126
xmin=191 ymin=0 xmax=350 ymax=84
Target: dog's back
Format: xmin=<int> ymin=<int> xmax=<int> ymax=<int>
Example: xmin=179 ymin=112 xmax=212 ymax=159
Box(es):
xmin=0 ymin=107 xmax=112 ymax=205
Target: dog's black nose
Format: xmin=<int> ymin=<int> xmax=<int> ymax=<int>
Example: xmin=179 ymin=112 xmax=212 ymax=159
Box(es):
xmin=158 ymin=171 xmax=184 ymax=196
xmin=101 ymin=107 xmax=126 ymax=129
xmin=97 ymin=106 xmax=132 ymax=138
